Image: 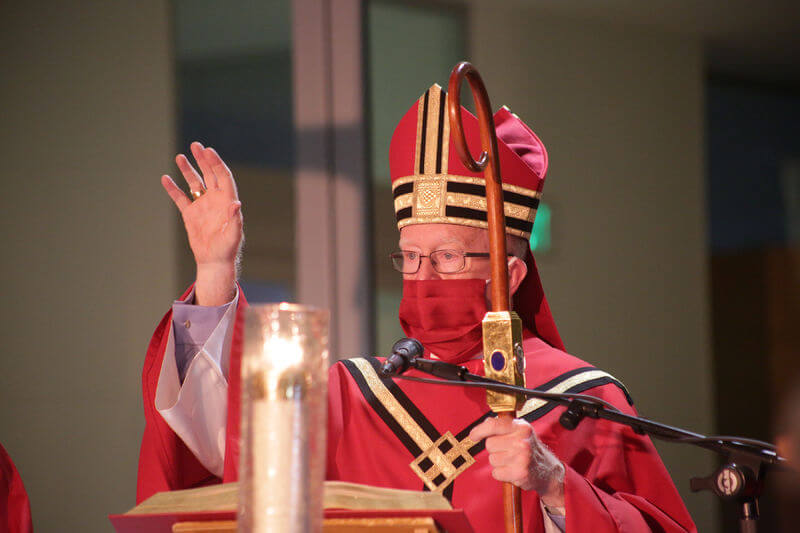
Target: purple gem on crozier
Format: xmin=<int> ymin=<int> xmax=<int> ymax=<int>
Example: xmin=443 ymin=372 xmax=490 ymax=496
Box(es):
xmin=491 ymin=351 xmax=505 ymax=371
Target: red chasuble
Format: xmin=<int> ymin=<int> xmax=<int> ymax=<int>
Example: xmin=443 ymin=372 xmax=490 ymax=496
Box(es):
xmin=0 ymin=443 xmax=32 ymax=533
xmin=327 ymin=336 xmax=697 ymax=533
xmin=137 ymin=291 xmax=696 ymax=532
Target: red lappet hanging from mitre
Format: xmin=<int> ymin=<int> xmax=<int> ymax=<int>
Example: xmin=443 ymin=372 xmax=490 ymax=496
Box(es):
xmin=389 ymin=84 xmax=564 ymax=351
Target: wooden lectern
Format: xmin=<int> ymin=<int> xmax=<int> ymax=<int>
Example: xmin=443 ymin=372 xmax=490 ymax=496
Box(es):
xmin=173 ymin=515 xmax=440 ymax=532
xmin=109 ymin=482 xmax=474 ymax=532
xmin=110 ymin=509 xmax=472 ymax=532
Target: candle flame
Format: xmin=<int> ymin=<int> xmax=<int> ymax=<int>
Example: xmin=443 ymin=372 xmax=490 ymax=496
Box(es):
xmin=262 ymin=336 xmax=305 ymax=374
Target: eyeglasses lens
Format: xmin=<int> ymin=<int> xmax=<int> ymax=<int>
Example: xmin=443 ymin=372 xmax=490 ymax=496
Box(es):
xmin=391 ymin=252 xmax=418 ymax=274
xmin=430 ymin=250 xmax=464 ymax=273
xmin=390 ymin=250 xmax=467 ymax=274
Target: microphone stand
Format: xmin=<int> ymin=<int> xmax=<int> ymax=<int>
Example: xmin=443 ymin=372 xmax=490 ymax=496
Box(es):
xmin=389 ymin=358 xmax=789 ymax=533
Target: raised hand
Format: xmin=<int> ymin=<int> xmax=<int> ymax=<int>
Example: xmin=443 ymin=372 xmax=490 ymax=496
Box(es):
xmin=161 ymin=142 xmax=243 ymax=306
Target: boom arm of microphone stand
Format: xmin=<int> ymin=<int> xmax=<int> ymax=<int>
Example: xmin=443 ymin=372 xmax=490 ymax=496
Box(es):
xmin=396 ymin=358 xmax=786 ymax=468
xmin=394 ymin=356 xmax=790 ymax=533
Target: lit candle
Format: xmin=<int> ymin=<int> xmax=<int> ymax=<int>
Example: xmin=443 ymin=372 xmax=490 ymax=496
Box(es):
xmin=239 ymin=304 xmax=328 ymax=533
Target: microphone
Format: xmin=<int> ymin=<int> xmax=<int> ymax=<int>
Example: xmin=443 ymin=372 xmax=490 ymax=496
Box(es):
xmin=381 ymin=338 xmax=424 ymax=376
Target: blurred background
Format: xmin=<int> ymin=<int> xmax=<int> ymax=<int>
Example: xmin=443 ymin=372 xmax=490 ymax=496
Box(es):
xmin=1 ymin=0 xmax=799 ymax=531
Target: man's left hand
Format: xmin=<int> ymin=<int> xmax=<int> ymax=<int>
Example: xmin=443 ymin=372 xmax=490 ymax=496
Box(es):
xmin=469 ymin=416 xmax=565 ymax=507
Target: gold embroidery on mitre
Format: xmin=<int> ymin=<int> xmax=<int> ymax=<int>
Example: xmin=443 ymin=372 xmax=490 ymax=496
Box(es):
xmin=394 ymin=194 xmax=413 ymax=212
xmin=411 ymin=85 xmax=450 ymax=177
xmin=393 ymin=174 xmax=538 ymax=196
xmin=396 ymin=215 xmax=531 ymax=239
xmin=423 ymin=86 xmax=443 ymax=175
xmin=399 ymin=85 xmax=541 ymax=237
xmin=446 ymin=192 xmax=486 ymax=211
xmin=410 ymin=432 xmax=477 ymax=492
xmin=392 ymin=174 xmax=541 ymax=239
xmin=505 ymin=203 xmax=533 ymax=221
xmin=414 ymin=178 xmax=447 ymax=218
xmin=445 ymin=192 xmax=533 ymax=221
xmin=349 ymin=359 xmax=477 ymax=491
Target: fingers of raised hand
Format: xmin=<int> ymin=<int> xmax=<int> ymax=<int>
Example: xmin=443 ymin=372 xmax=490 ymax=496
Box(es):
xmin=161 ymin=175 xmax=191 ymax=212
xmin=189 ymin=141 xmax=218 ymax=190
xmin=175 ymin=153 xmax=206 ymax=193
xmin=205 ymin=147 xmax=237 ymax=195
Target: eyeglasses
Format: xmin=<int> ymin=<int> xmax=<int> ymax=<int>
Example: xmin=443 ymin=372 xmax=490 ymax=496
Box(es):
xmin=390 ymin=249 xmax=510 ymax=274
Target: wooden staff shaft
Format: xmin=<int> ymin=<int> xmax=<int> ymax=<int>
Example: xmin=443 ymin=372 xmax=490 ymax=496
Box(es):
xmin=447 ymin=61 xmax=523 ymax=533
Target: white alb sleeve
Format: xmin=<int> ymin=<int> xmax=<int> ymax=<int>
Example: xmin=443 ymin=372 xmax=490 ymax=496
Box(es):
xmin=154 ymin=290 xmax=239 ymax=477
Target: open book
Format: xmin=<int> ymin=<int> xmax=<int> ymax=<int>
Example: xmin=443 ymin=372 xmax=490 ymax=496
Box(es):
xmin=126 ymin=481 xmax=452 ymax=515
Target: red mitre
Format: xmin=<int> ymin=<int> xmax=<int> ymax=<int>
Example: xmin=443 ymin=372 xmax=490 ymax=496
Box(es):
xmin=389 ymin=84 xmax=564 ymax=351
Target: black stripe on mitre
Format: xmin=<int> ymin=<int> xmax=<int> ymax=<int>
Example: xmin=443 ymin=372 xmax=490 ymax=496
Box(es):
xmin=446 ymin=181 xmax=539 ymax=210
xmin=393 ymin=182 xmax=414 ymax=198
xmin=444 ymin=206 xmax=533 ymax=234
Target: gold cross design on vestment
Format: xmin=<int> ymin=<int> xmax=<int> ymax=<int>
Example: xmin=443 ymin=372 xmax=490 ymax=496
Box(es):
xmin=409 ymin=431 xmax=476 ymax=492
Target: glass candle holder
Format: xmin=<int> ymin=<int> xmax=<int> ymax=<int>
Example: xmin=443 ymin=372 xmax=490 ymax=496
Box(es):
xmin=238 ymin=303 xmax=329 ymax=533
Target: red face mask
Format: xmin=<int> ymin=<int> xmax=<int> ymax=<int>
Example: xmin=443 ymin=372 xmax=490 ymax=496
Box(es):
xmin=398 ymin=278 xmax=488 ymax=364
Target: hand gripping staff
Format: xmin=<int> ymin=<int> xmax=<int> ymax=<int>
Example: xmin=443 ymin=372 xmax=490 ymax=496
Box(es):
xmin=447 ymin=62 xmax=526 ymax=533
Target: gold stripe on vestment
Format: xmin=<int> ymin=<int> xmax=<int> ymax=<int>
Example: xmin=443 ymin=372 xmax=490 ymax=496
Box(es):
xmin=516 ymin=370 xmax=623 ymax=418
xmin=409 ymin=431 xmax=476 ymax=492
xmin=351 ymin=358 xmax=434 ymax=452
xmin=350 ymin=359 xmax=477 ymax=492
xmin=349 ymin=359 xmax=625 ymax=492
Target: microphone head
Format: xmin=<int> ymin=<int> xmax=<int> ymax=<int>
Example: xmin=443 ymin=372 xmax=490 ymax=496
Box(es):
xmin=381 ymin=338 xmax=425 ymax=377
xmin=391 ymin=337 xmax=424 ymax=358
xmin=380 ymin=361 xmax=396 ymax=376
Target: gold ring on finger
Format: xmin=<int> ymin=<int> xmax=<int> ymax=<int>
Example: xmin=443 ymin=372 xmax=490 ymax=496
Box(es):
xmin=191 ymin=189 xmax=205 ymax=200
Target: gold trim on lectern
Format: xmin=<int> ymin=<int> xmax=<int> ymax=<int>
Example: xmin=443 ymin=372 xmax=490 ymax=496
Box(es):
xmin=172 ymin=521 xmax=236 ymax=532
xmin=171 ymin=517 xmax=441 ymax=533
